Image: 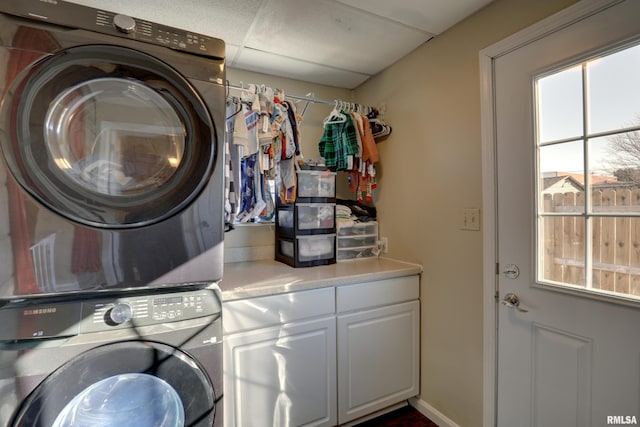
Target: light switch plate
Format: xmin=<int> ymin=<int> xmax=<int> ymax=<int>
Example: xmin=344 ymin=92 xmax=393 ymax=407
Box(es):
xmin=462 ymin=208 xmax=480 ymax=231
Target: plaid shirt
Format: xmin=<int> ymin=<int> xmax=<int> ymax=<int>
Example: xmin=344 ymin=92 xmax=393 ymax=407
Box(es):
xmin=318 ymin=113 xmax=360 ymax=171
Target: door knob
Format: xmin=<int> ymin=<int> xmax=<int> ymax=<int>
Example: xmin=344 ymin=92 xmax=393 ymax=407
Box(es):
xmin=501 ymin=293 xmax=528 ymax=312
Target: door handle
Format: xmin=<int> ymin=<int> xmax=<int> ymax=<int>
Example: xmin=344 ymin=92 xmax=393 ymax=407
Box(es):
xmin=501 ymin=293 xmax=528 ymax=312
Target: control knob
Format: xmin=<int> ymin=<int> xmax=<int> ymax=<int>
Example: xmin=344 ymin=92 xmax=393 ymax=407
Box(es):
xmin=113 ymin=14 xmax=136 ymax=34
xmin=107 ymin=303 xmax=133 ymax=325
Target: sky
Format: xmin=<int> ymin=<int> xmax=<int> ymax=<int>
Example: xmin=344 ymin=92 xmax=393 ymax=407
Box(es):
xmin=537 ymin=43 xmax=640 ymax=176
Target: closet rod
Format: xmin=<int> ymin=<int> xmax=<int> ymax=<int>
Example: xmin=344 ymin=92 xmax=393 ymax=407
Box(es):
xmin=227 ymin=81 xmax=371 ymax=108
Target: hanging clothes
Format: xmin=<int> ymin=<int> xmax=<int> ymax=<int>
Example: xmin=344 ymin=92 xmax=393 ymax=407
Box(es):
xmin=225 ymin=99 xmax=241 ymax=226
xmin=283 ymin=100 xmax=302 ymax=156
xmin=318 ymin=104 xmax=383 ymax=203
xmin=225 ymin=84 xmax=306 ymax=223
xmin=318 ymin=112 xmax=359 ymax=172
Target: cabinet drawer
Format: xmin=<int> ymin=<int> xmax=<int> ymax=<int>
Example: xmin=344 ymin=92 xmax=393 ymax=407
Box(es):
xmin=223 ymin=287 xmax=335 ymax=334
xmin=336 ymin=275 xmax=419 ymax=313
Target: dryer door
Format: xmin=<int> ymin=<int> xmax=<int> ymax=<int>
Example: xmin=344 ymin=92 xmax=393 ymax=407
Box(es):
xmin=11 ymin=341 xmax=216 ymax=427
xmin=0 ymin=44 xmax=217 ymax=228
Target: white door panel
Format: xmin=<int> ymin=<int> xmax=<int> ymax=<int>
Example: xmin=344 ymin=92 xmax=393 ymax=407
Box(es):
xmin=495 ymin=1 xmax=640 ymax=425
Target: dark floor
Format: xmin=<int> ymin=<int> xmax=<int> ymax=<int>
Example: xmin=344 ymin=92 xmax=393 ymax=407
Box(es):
xmin=354 ymin=405 xmax=438 ymax=427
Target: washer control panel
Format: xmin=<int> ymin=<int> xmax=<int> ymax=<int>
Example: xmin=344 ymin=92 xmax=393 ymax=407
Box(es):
xmin=81 ymin=289 xmax=219 ymax=333
xmin=0 ymin=287 xmax=221 ymax=341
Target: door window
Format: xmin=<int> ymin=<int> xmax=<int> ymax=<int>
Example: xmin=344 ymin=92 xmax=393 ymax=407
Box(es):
xmin=536 ymin=41 xmax=640 ymax=301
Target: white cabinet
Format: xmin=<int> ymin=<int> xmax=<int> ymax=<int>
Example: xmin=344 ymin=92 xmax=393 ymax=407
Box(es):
xmin=336 ymin=275 xmax=420 ymax=424
xmin=223 ymin=274 xmax=420 ymax=427
xmin=223 ymin=288 xmax=337 ymax=427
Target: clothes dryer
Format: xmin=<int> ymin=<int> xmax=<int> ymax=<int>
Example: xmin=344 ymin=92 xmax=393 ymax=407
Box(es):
xmin=0 ymin=286 xmax=223 ymax=427
xmin=0 ymin=0 xmax=225 ymax=300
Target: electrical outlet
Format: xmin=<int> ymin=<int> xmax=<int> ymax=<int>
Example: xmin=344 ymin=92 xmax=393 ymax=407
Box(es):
xmin=379 ymin=237 xmax=388 ymax=253
xmin=462 ymin=208 xmax=481 ymax=231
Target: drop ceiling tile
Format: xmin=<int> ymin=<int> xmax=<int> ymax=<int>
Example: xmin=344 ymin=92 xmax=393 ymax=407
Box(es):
xmin=65 ymin=0 xmax=263 ymax=45
xmin=233 ymin=48 xmax=370 ymax=89
xmin=226 ymin=44 xmax=241 ymax=62
xmin=245 ymin=0 xmax=431 ymax=75
xmin=336 ymin=0 xmax=493 ymax=34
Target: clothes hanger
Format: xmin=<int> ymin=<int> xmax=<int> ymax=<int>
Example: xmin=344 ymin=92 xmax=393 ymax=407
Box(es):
xmin=322 ymin=100 xmax=347 ymax=126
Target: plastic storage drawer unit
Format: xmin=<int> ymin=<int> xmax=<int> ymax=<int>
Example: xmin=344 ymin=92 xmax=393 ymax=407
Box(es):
xmin=336 ymin=221 xmax=379 ymax=261
xmin=296 ymin=170 xmax=336 ymax=200
xmin=276 ymin=234 xmax=336 ymax=267
xmin=337 ymin=221 xmax=378 ymax=237
xmin=277 ymin=203 xmax=336 ymax=236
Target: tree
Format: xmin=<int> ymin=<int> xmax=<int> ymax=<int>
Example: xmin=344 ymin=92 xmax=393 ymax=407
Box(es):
xmin=605 ymin=125 xmax=640 ymax=185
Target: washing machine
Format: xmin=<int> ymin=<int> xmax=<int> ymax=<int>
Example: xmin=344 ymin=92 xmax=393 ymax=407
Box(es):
xmin=0 ymin=0 xmax=225 ymax=300
xmin=0 ymin=285 xmax=223 ymax=426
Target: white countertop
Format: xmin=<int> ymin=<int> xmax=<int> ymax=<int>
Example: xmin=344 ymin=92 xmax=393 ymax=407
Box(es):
xmin=220 ymin=257 xmax=423 ymax=301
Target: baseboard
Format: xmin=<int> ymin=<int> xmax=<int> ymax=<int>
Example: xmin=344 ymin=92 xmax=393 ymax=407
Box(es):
xmin=409 ymin=397 xmax=461 ymax=427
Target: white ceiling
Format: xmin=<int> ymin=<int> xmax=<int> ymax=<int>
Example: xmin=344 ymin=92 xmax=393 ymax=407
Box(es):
xmin=67 ymin=0 xmax=493 ymax=89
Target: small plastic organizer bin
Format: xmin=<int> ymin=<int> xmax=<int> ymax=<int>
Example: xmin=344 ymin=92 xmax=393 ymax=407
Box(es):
xmin=296 ymin=169 xmax=337 ymax=201
xmin=276 ymin=234 xmax=336 ymax=267
xmin=277 ymin=203 xmax=336 ymax=236
xmin=275 ymin=167 xmax=337 ymax=267
xmin=337 ymin=221 xmax=379 ymax=261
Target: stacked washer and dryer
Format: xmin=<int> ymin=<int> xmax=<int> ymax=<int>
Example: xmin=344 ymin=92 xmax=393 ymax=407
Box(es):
xmin=0 ymin=1 xmax=225 ymax=426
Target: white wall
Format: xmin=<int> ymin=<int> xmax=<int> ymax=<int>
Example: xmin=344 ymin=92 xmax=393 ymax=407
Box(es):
xmin=352 ymin=0 xmax=579 ymax=425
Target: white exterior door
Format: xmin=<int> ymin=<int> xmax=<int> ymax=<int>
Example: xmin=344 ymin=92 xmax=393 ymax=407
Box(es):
xmin=494 ymin=1 xmax=640 ymax=426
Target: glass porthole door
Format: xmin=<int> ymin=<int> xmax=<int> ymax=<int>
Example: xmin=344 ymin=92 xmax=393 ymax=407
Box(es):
xmin=0 ymin=45 xmax=216 ymax=228
xmin=12 ymin=341 xmax=216 ymax=427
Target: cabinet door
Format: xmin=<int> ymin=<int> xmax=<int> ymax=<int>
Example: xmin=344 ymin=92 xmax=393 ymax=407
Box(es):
xmin=224 ymin=316 xmax=337 ymax=427
xmin=337 ymin=300 xmax=419 ymax=424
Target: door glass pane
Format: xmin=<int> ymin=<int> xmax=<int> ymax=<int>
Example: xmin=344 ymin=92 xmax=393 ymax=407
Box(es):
xmin=536 ymin=41 xmax=640 ymax=301
xmin=537 ymin=65 xmax=583 ymax=143
xmin=591 ymin=217 xmax=640 ymax=298
xmin=587 ymin=44 xmax=640 ymax=134
xmin=590 ymin=133 xmax=640 ymax=214
xmin=44 ymin=77 xmax=186 ymax=197
xmin=539 ymin=141 xmax=584 ymax=214
xmin=539 ymin=215 xmax=586 ymax=288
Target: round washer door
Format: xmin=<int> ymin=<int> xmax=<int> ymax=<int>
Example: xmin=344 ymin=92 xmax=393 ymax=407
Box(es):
xmin=11 ymin=341 xmax=216 ymax=427
xmin=0 ymin=44 xmax=216 ymax=228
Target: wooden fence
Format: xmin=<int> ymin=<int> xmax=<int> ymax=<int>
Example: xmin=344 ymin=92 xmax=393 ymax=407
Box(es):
xmin=542 ymin=188 xmax=640 ymax=297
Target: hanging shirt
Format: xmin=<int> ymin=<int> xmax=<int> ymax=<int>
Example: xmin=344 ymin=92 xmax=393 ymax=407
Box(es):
xmin=318 ymin=109 xmax=359 ymax=171
xmin=284 ymin=100 xmax=301 ymax=156
xmin=318 ymin=123 xmax=338 ymax=170
xmin=245 ymin=109 xmax=260 ymax=155
xmin=337 ymin=113 xmax=360 ymax=171
xmin=361 ymin=115 xmax=379 ymax=163
xmin=233 ymin=104 xmax=250 ymax=155
xmin=225 ymin=100 xmax=240 ymax=225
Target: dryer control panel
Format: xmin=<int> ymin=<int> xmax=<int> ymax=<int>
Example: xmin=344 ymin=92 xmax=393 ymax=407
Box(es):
xmin=0 ymin=0 xmax=225 ymax=59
